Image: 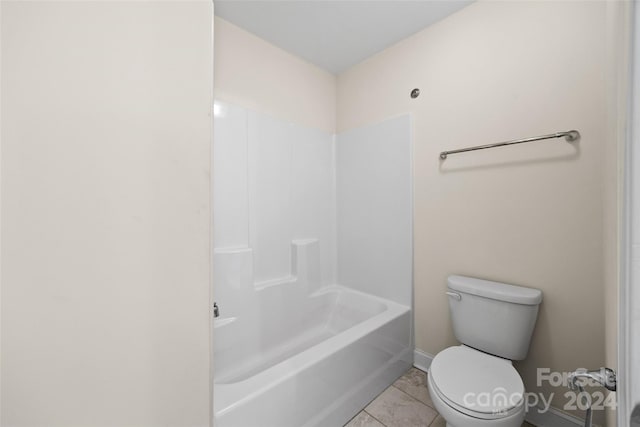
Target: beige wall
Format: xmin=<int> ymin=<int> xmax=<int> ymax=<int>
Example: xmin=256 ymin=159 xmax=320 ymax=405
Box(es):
xmin=1 ymin=2 xmax=213 ymax=426
xmin=338 ymin=0 xmax=608 ymax=420
xmin=214 ymin=17 xmax=336 ymax=133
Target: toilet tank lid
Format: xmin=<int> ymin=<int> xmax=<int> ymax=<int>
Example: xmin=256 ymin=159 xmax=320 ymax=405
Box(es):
xmin=447 ymin=275 xmax=542 ymax=305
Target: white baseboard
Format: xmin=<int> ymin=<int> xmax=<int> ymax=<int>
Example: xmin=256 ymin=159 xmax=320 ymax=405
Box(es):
xmin=525 ymin=404 xmax=587 ymax=427
xmin=413 ymin=348 xmax=434 ymax=372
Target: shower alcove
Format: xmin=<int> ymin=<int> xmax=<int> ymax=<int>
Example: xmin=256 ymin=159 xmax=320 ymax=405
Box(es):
xmin=213 ymin=101 xmax=413 ymax=427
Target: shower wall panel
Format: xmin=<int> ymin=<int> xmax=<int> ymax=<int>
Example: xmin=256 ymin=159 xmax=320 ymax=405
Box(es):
xmin=213 ymin=101 xmax=335 ymax=287
xmin=214 ymin=102 xmax=412 ymax=309
xmin=213 ymin=103 xmax=249 ymax=249
xmin=336 ymin=115 xmax=412 ymax=306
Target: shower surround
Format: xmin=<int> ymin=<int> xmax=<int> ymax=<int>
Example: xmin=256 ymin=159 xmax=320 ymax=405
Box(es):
xmin=213 ymin=101 xmax=412 ymax=427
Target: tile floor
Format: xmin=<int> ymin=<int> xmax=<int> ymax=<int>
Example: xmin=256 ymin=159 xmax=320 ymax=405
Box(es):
xmin=344 ymin=367 xmax=536 ymax=427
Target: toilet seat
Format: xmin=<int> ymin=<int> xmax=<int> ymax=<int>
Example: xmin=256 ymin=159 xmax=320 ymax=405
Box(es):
xmin=429 ymin=346 xmax=524 ymax=420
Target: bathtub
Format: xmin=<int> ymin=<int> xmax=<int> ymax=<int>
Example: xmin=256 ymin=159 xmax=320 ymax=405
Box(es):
xmin=213 ymin=284 xmax=412 ymax=427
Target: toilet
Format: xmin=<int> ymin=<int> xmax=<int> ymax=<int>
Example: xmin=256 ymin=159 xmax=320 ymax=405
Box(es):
xmin=428 ymin=275 xmax=543 ymax=427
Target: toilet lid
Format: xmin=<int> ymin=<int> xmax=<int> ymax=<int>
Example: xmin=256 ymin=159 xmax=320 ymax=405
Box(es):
xmin=430 ymin=346 xmax=524 ymax=416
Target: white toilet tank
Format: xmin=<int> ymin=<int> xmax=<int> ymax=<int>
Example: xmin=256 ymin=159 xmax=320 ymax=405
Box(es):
xmin=447 ymin=275 xmax=543 ymax=361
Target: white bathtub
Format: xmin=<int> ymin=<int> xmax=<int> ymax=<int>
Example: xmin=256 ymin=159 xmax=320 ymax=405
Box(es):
xmin=213 ymin=285 xmax=412 ymax=427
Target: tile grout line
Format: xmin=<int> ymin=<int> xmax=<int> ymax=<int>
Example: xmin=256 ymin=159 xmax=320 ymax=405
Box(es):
xmin=362 ymin=383 xmax=427 ymax=427
xmin=349 ymin=369 xmax=440 ymax=427
xmin=396 ymin=369 xmax=436 ymax=403
xmin=363 ymin=409 xmax=388 ymax=427
xmin=390 ymin=383 xmax=441 ymax=425
xmin=391 ymin=383 xmax=438 ymax=410
xmin=393 ymin=384 xmax=441 ymax=424
xmin=390 ymin=384 xmax=425 ymax=405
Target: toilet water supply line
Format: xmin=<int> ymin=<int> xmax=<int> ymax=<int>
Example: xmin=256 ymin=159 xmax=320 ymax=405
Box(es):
xmin=569 ymin=376 xmax=592 ymax=427
xmin=567 ymin=368 xmax=617 ymax=427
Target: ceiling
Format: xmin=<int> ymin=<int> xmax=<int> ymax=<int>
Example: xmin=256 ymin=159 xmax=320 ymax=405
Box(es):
xmin=214 ymin=1 xmax=474 ymax=74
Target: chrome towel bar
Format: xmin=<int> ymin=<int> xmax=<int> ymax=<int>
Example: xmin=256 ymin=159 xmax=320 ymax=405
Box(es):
xmin=439 ymin=130 xmax=580 ymax=160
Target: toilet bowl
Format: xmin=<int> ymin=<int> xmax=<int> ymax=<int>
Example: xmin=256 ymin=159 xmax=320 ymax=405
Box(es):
xmin=429 ymin=276 xmax=542 ymax=427
xmin=427 ymin=346 xmax=525 ymax=427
